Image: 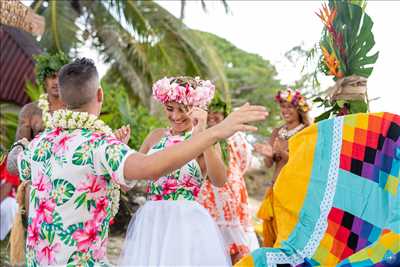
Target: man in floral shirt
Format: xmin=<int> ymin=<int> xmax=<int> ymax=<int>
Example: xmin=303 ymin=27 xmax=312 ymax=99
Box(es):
xmin=14 ymin=58 xmax=268 ymax=266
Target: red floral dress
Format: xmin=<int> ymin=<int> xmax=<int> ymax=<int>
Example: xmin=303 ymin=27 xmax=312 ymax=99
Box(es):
xmin=198 ymin=132 xmax=259 ymax=256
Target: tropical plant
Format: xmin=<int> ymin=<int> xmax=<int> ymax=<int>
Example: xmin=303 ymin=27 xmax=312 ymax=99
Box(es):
xmin=197 ymin=31 xmax=283 ymax=136
xmin=314 ymin=0 xmax=379 ymax=121
xmin=30 ymin=0 xmax=229 ymax=113
xmin=0 ymin=103 xmax=20 ymax=154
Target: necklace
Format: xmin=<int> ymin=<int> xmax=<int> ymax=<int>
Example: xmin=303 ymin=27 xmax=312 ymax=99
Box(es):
xmin=38 ymin=93 xmax=51 ymax=128
xmin=278 ymin=123 xmax=305 ymax=140
xmin=48 ymin=108 xmax=119 ymax=218
xmin=50 ymin=109 xmax=113 ymax=134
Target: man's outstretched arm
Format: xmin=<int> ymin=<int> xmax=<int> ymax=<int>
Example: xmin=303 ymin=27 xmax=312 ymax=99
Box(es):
xmin=124 ymin=104 xmax=268 ymax=181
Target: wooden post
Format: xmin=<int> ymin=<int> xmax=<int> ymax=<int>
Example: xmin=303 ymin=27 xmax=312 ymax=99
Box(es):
xmin=0 ymin=1 xmax=45 ymax=36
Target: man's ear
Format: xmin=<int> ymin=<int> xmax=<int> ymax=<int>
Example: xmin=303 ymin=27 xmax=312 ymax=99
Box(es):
xmin=97 ymin=87 xmax=103 ymax=103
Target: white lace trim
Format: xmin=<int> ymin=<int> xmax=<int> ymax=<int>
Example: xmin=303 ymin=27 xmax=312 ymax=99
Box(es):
xmin=265 ymin=117 xmax=343 ymax=266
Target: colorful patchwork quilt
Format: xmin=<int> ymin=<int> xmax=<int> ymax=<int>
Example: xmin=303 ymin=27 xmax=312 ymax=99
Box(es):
xmin=237 ymin=112 xmax=400 ymax=266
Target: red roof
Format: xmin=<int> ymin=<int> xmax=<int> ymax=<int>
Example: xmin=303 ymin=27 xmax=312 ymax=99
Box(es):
xmin=0 ymin=25 xmax=42 ymax=106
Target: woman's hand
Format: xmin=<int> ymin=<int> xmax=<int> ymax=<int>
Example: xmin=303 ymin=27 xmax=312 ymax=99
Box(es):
xmin=188 ymin=107 xmax=208 ymax=136
xmin=273 ymin=138 xmax=288 ymax=161
xmin=254 ymin=142 xmax=273 ymax=158
xmin=114 ymin=125 xmax=131 ymax=144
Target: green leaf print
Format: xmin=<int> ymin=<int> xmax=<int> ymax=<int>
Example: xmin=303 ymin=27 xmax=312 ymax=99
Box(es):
xmin=30 ymin=189 xmax=39 ymax=209
xmin=187 ymin=162 xmax=200 ymax=178
xmin=59 ymin=223 xmax=83 ymax=246
xmin=105 ymin=144 xmax=128 ymax=171
xmin=81 ymin=128 xmax=93 ymax=138
xmin=40 ymin=224 xmax=56 ymax=244
xmin=52 ymin=211 xmax=64 ymax=231
xmin=26 ymin=248 xmax=38 ymax=267
xmin=151 ymin=137 xmax=167 ymax=150
xmin=67 ymin=251 xmax=95 ymax=267
xmin=72 ymin=141 xmax=93 ymax=166
xmin=43 ymin=160 xmax=53 ymax=177
xmin=86 ymin=199 xmax=96 ymax=211
xmin=52 ymin=179 xmax=76 ymax=206
xmin=74 ymin=193 xmax=87 ymax=209
xmin=19 ymin=159 xmax=31 ymax=181
xmin=32 ymin=139 xmax=53 ymax=162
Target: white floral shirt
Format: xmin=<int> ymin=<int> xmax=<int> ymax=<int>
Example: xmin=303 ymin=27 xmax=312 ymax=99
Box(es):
xmin=18 ymin=127 xmax=136 ymax=266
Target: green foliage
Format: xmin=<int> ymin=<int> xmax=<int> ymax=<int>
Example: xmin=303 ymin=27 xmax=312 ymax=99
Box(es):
xmin=314 ymin=0 xmax=378 ymax=121
xmin=197 ymin=31 xmax=282 ymax=136
xmin=37 ymin=0 xmax=81 ymax=53
xmin=313 ymin=97 xmax=368 ymax=122
xmin=0 ymin=103 xmax=20 ymax=152
xmin=33 ymin=0 xmax=229 ymax=110
xmin=208 ymin=90 xmax=231 ymax=117
xmin=25 ymin=80 xmax=44 ymax=101
xmin=328 ymin=0 xmax=379 ymax=78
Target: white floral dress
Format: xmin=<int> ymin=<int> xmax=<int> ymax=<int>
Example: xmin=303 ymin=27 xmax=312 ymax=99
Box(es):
xmin=18 ymin=127 xmax=136 ymax=266
xmin=119 ymin=130 xmax=231 ymax=266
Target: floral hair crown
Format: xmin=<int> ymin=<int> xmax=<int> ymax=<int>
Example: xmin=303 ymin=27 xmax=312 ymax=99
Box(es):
xmin=152 ymin=76 xmax=215 ymax=109
xmin=275 ymin=88 xmax=310 ymax=113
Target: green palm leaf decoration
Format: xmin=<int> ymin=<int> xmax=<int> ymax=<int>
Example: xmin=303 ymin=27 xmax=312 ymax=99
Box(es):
xmin=314 ymin=0 xmax=379 ymax=121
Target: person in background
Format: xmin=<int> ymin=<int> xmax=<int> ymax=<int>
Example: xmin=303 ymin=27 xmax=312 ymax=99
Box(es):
xmin=254 ymin=88 xmax=312 ymax=246
xmin=198 ymin=92 xmax=260 ymax=264
xmin=0 ymin=152 xmax=19 ymax=240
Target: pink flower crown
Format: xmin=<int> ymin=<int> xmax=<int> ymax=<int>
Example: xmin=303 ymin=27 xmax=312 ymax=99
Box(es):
xmin=275 ymin=88 xmax=310 ymax=113
xmin=152 ymin=76 xmax=215 ymax=109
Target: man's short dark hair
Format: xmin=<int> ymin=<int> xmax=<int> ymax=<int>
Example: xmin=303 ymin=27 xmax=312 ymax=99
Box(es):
xmin=58 ymin=58 xmax=99 ymax=108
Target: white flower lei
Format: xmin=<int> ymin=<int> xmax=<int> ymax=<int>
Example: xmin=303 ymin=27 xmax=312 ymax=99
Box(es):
xmin=38 ymin=93 xmax=52 ymax=128
xmin=48 ymin=108 xmax=120 ymax=218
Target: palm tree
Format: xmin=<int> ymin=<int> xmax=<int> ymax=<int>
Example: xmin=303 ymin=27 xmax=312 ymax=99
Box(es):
xmin=30 ymin=0 xmax=229 ymax=113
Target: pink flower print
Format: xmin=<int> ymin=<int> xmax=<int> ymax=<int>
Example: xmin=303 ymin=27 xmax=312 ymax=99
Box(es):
xmin=193 ymin=185 xmax=200 ymax=198
xmin=77 ymin=174 xmax=106 ymax=200
xmin=89 ymin=132 xmax=104 ymax=144
xmin=93 ymin=238 xmax=107 ymax=260
xmin=72 ymin=220 xmax=100 ymax=252
xmin=165 ymin=136 xmax=182 ymax=148
xmin=37 ymin=240 xmax=61 ymax=265
xmin=93 ymin=196 xmax=108 ymax=221
xmin=27 ymin=222 xmax=40 ymax=248
xmin=52 ymin=133 xmax=73 ymax=155
xmin=161 ymin=178 xmax=178 ymax=195
xmin=150 ymin=194 xmax=163 ymax=201
xmin=36 ymin=199 xmax=56 ymax=224
xmin=180 ymin=175 xmax=199 ymax=190
xmin=33 ymin=170 xmax=52 ymax=194
xmin=47 ymin=127 xmax=63 ymax=140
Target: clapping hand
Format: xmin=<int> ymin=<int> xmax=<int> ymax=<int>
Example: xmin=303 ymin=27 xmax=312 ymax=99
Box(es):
xmin=254 ymin=142 xmax=273 ymax=158
xmin=214 ymin=103 xmax=268 ymax=139
xmin=187 ymin=107 xmax=208 ymax=136
xmin=114 ymin=125 xmax=131 ymax=144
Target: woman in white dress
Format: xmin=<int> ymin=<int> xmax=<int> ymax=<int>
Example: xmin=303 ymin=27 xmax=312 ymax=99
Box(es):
xmin=119 ymin=76 xmax=231 ymax=266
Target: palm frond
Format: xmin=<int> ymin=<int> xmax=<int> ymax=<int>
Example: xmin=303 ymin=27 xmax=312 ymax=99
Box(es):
xmin=38 ymin=0 xmax=81 ymax=53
